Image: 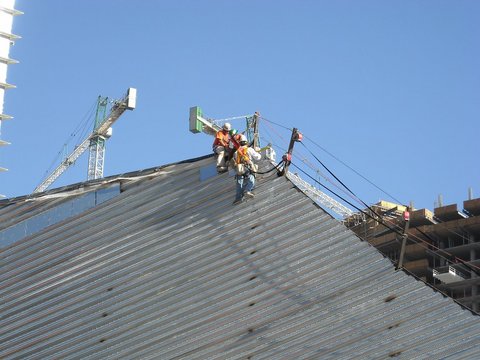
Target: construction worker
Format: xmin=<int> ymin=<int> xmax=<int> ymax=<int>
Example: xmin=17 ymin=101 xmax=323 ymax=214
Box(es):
xmin=227 ymin=129 xmax=243 ymax=167
xmin=232 ymin=134 xmax=261 ymax=204
xmin=212 ymin=122 xmax=232 ymax=173
xmin=229 ymin=129 xmax=242 ymax=150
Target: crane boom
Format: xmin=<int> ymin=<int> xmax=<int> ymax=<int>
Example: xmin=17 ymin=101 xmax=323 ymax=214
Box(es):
xmin=34 ymin=138 xmax=91 ymax=193
xmin=34 ymin=88 xmax=136 ymax=194
xmin=96 ymin=88 xmax=136 ymax=134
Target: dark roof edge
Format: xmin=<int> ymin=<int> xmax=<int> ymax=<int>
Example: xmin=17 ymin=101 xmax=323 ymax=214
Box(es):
xmin=0 ymin=153 xmax=215 ymax=206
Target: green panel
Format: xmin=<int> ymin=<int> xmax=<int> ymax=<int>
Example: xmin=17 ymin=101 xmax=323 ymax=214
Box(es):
xmin=189 ymin=106 xmax=203 ymax=133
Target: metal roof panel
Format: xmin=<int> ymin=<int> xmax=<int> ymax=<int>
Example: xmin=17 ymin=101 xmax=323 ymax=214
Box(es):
xmin=1 ymin=156 xmax=479 ymax=359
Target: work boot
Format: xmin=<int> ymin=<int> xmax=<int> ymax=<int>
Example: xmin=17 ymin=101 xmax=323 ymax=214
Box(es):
xmin=233 ymin=198 xmax=243 ymax=205
xmin=217 ymin=166 xmax=228 ymax=173
xmin=244 ymin=191 xmax=255 ymax=199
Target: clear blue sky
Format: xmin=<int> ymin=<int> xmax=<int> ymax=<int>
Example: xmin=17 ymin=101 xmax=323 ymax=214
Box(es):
xmin=1 ymin=0 xmax=479 ymax=212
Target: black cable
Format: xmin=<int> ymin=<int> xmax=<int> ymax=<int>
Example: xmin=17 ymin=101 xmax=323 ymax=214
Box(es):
xmin=298 ymin=141 xmax=447 ymax=266
xmin=288 ymin=145 xmax=370 ymax=209
xmin=305 ymin=132 xmax=470 ymax=244
xmin=299 ymin=142 xmax=390 ymax=226
xmin=303 ymin=134 xmax=403 ymax=204
xmin=290 ymin=162 xmax=480 ymax=277
xmin=254 ymin=160 xmax=284 ymax=175
xmin=300 ymin=140 xmax=479 ymax=273
xmin=299 ymin=142 xmax=369 ymax=207
xmin=259 ymin=118 xmax=480 ymax=276
xmin=291 ymin=163 xmax=374 ymax=221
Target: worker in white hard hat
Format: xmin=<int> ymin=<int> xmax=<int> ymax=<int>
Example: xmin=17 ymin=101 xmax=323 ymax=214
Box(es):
xmin=212 ymin=122 xmax=232 ymax=173
xmin=232 ymin=134 xmax=261 ymax=204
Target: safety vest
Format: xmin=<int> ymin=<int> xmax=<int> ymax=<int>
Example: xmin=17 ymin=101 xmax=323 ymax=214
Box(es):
xmin=213 ymin=130 xmax=230 ymax=148
xmin=229 ymin=134 xmax=242 ymax=150
xmin=235 ymin=146 xmax=250 ymax=165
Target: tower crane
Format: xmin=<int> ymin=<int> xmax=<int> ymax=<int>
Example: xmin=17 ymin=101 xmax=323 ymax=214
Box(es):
xmin=33 ymin=88 xmax=136 ymax=194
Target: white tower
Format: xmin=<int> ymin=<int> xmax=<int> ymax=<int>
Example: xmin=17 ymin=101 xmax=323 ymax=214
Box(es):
xmin=0 ymin=0 xmax=22 ymax=175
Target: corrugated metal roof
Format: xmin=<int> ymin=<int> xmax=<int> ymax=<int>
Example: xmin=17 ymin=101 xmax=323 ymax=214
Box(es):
xmin=1 ymin=155 xmax=479 ymax=359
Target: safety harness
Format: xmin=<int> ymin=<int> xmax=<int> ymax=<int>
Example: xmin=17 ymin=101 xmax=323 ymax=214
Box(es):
xmin=234 ymin=146 xmax=253 ymax=177
xmin=235 ymin=146 xmax=250 ymax=165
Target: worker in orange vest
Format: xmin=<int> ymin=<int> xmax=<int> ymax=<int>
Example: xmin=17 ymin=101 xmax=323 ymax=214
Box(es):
xmin=212 ymin=123 xmax=232 ymax=173
xmin=227 ymin=128 xmax=243 ymax=168
xmin=229 ymin=129 xmax=242 ymax=149
xmin=233 ymin=134 xmax=261 ymax=204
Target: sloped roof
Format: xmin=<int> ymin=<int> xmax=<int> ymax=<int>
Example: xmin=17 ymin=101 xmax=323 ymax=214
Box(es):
xmin=1 ymin=155 xmax=479 ymax=359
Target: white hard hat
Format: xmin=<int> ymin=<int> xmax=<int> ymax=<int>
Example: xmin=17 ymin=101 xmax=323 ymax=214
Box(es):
xmin=223 ymin=122 xmax=232 ymax=131
xmin=239 ymin=134 xmax=248 ymax=143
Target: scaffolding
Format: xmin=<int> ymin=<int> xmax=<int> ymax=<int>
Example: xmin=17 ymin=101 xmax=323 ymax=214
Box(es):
xmin=0 ymin=0 xmax=22 ymax=197
xmin=345 ymin=197 xmax=480 ymax=313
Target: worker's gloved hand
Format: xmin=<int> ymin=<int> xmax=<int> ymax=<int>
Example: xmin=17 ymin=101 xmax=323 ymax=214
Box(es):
xmin=254 ymin=147 xmax=261 ymax=152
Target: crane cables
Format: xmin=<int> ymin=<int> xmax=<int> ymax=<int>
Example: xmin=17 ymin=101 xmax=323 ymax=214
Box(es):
xmin=38 ymin=100 xmax=97 ymax=185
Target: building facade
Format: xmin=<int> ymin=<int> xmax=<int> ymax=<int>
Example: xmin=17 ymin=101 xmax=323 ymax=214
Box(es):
xmin=346 ymin=198 xmax=480 ymax=313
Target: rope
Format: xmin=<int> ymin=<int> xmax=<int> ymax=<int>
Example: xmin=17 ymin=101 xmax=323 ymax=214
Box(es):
xmin=259 ymin=116 xmax=292 ymax=132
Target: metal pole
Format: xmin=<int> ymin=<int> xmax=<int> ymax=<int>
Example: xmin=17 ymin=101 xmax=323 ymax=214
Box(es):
xmin=253 ymin=112 xmax=260 ymax=149
xmin=397 ymin=209 xmax=410 ymax=270
xmin=282 ymin=128 xmax=298 ymax=175
xmin=469 ymin=234 xmax=479 ymax=312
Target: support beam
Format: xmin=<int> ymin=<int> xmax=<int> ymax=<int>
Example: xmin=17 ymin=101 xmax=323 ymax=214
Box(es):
xmin=397 ymin=209 xmax=411 ymax=270
xmin=280 ymin=127 xmax=302 ymax=176
xmin=252 ymin=112 xmax=260 ymax=149
xmin=470 ymin=233 xmax=479 ymax=312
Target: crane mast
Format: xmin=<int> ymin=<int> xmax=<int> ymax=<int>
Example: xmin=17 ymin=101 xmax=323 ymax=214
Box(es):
xmin=87 ymin=96 xmax=109 ymax=181
xmin=34 ymin=88 xmax=136 ymax=193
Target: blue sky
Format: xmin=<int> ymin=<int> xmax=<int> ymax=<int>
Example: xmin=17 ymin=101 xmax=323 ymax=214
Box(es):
xmin=1 ymin=0 xmax=479 ymax=213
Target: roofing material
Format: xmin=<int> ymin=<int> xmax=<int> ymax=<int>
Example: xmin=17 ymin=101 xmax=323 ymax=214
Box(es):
xmin=1 ymin=155 xmax=479 ymax=359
